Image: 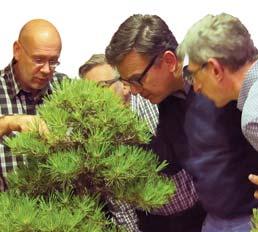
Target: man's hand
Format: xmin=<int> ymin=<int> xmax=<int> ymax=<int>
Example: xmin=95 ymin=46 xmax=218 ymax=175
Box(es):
xmin=248 ymin=174 xmax=258 ymax=199
xmin=0 ymin=115 xmax=49 ymax=138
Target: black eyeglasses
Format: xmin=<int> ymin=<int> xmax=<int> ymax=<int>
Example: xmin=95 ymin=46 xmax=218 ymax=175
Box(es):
xmin=19 ymin=42 xmax=60 ymax=70
xmin=119 ymin=55 xmax=158 ymax=87
xmin=183 ymin=63 xmax=207 ymax=85
xmin=97 ymin=77 xmax=120 ymax=87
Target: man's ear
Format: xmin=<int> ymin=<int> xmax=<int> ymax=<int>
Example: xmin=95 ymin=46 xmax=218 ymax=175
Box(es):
xmin=207 ymin=58 xmax=224 ymax=82
xmin=162 ymin=51 xmax=177 ymax=72
xmin=13 ymin=41 xmax=21 ymax=61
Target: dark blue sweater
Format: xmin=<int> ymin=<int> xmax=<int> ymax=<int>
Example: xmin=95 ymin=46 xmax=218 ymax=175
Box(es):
xmin=153 ymin=89 xmax=258 ymax=218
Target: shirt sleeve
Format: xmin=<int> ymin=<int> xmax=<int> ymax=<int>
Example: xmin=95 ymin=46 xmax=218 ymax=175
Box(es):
xmin=106 ymin=196 xmax=141 ymax=232
xmin=241 ymin=80 xmax=258 ymax=151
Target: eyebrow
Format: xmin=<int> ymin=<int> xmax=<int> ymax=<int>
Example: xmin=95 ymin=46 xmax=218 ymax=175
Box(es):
xmin=32 ymin=54 xmax=59 ymax=60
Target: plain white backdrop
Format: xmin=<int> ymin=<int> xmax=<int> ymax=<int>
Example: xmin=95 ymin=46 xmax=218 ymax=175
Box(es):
xmin=1 ymin=0 xmax=257 ymax=77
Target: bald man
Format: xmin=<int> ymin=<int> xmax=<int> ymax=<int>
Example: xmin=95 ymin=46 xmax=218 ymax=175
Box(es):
xmin=0 ymin=19 xmax=67 ymax=189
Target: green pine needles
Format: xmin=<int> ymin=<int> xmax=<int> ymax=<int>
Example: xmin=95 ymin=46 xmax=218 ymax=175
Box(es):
xmin=252 ymin=209 xmax=258 ymax=231
xmin=2 ymin=79 xmax=175 ymax=232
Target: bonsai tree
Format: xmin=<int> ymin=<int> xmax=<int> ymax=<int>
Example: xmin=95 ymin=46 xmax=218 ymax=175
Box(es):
xmin=0 ymin=79 xmax=175 ymax=232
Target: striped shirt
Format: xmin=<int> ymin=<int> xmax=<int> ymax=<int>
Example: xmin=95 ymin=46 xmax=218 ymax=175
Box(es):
xmin=237 ymin=60 xmax=258 ymax=151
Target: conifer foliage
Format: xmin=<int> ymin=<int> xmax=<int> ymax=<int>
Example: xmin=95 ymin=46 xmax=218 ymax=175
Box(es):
xmin=1 ymin=79 xmax=175 ymax=232
xmin=252 ymin=209 xmax=258 ymax=231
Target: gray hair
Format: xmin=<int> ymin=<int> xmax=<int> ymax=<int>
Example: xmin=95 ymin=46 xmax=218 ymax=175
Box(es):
xmin=105 ymin=14 xmax=178 ymax=66
xmin=177 ymin=13 xmax=258 ymax=71
xmin=78 ymin=54 xmax=107 ymax=78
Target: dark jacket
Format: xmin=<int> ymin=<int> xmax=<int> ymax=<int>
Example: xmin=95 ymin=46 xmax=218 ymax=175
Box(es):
xmin=152 ymin=89 xmax=258 ymax=218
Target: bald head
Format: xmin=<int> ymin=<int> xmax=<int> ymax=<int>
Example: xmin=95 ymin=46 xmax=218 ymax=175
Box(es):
xmin=13 ymin=19 xmax=62 ymax=93
xmin=18 ymin=19 xmax=62 ymax=50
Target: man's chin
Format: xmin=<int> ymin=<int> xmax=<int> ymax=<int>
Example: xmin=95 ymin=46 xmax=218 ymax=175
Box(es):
xmin=148 ymin=96 xmax=162 ymax=104
xmin=212 ymin=97 xmax=230 ymax=108
xmin=215 ymin=101 xmax=229 ymax=108
xmin=31 ymin=82 xmax=48 ymax=91
xmin=140 ymin=93 xmax=163 ymax=104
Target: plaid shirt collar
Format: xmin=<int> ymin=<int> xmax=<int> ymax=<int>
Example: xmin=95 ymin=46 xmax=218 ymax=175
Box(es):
xmin=237 ymin=60 xmax=258 ymax=110
xmin=2 ymin=59 xmax=52 ymax=102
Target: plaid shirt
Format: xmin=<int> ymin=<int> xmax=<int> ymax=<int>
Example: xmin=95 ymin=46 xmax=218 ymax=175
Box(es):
xmin=131 ymin=94 xmax=198 ymax=215
xmin=0 ymin=60 xmax=66 ymax=177
xmin=131 ymin=94 xmax=159 ymax=135
xmin=107 ymin=197 xmax=141 ymax=232
xmin=237 ymin=60 xmax=258 ymax=151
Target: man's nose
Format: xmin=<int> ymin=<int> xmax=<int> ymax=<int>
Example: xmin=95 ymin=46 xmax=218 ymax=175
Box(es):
xmin=40 ymin=62 xmax=51 ymax=74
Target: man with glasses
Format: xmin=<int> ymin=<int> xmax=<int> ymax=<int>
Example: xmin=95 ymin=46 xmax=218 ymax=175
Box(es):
xmin=106 ymin=14 xmax=258 ymax=232
xmin=79 ymin=54 xmax=131 ymax=105
xmin=106 ymin=14 xmax=206 ymax=232
xmin=177 ymin=13 xmax=258 ymax=201
xmin=0 ymin=19 xmax=66 ymax=190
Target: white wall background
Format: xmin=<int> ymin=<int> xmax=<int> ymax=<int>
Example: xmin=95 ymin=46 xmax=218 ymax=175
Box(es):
xmin=1 ymin=0 xmax=257 ymax=77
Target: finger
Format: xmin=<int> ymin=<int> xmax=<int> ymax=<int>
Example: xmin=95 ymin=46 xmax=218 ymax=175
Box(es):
xmin=39 ymin=122 xmax=49 ymax=138
xmin=34 ymin=118 xmax=49 ymax=137
xmin=249 ymin=174 xmax=258 ymax=185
